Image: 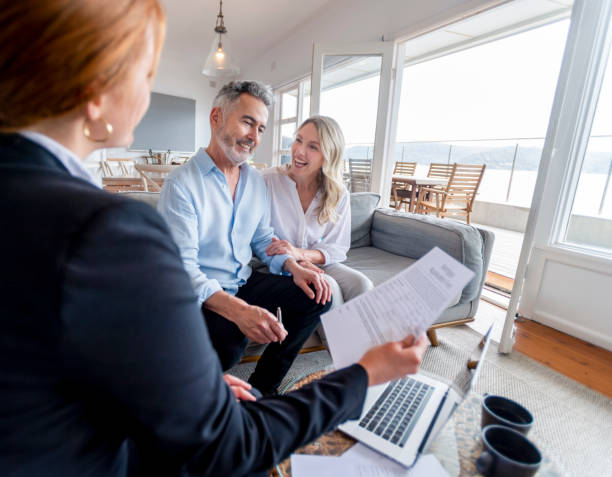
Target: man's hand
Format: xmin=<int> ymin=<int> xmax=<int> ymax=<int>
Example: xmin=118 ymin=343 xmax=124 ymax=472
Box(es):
xmin=284 ymin=259 xmax=332 ymax=305
xmin=358 ymin=334 xmax=428 ymax=386
xmin=233 ymin=304 xmax=288 ymax=344
xmin=204 ymin=291 xmax=288 ymax=344
xmin=223 ymin=374 xmax=256 ymax=401
xmin=266 ymin=237 xmax=304 ymax=261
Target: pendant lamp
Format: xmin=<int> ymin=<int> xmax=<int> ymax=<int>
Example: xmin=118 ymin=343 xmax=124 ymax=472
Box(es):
xmin=201 ymin=0 xmax=240 ymax=78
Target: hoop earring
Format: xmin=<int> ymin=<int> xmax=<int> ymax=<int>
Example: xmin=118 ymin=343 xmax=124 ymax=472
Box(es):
xmin=83 ymin=117 xmax=113 ymax=143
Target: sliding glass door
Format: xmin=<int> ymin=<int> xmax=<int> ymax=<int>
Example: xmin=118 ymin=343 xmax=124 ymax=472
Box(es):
xmin=310 ymin=42 xmax=395 ymax=195
xmin=503 ymin=0 xmax=612 ymax=353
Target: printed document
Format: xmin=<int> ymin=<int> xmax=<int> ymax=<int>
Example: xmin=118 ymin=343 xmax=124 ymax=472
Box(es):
xmin=290 ymin=448 xmax=449 ymax=477
xmin=321 ymin=247 xmax=474 ymax=369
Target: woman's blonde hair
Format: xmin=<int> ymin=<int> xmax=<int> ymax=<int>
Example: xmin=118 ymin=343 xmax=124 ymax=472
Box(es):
xmin=0 ymin=0 xmax=166 ymax=131
xmin=285 ymin=115 xmax=345 ymax=224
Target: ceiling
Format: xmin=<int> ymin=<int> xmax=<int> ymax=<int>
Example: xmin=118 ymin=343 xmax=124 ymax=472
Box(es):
xmin=161 ymin=0 xmax=333 ymax=70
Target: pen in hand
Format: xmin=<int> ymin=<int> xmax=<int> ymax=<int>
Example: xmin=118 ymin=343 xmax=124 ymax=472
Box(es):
xmin=276 ymin=307 xmax=284 ymax=342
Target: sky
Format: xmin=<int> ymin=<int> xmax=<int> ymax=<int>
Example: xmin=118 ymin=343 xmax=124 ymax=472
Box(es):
xmin=319 ymin=19 xmax=579 ymax=146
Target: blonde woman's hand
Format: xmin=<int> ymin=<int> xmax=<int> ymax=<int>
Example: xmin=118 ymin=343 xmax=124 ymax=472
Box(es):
xmin=266 ymin=237 xmax=304 ymax=261
xmin=284 ymin=259 xmax=332 ymax=304
xmin=297 ymin=259 xmax=324 ymax=274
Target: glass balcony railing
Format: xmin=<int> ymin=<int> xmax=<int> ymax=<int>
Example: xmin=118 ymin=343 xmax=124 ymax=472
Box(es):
xmin=343 ymin=137 xmax=612 ymax=218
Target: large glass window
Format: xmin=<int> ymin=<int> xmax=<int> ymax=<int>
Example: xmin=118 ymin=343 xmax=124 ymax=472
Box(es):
xmin=564 ymin=47 xmax=612 ymax=253
xmin=318 ymin=55 xmax=383 ymax=191
xmin=394 ymin=20 xmax=569 ymax=207
xmin=275 ymin=79 xmax=310 ymax=165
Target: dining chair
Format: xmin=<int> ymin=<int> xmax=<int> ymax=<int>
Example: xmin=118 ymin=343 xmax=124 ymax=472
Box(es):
xmin=427 ymin=162 xmax=455 ymax=179
xmin=100 ymin=158 xmax=148 ymax=193
xmin=133 ymin=164 xmax=179 ymax=192
xmin=415 ymin=163 xmax=486 ymax=224
xmin=390 ymin=161 xmax=417 ymax=210
xmin=348 ymin=158 xmax=372 ymax=192
xmin=99 ymin=157 xmax=134 ymax=177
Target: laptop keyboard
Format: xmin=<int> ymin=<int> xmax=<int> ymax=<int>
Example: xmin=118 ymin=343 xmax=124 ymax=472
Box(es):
xmin=358 ymin=377 xmax=433 ymax=447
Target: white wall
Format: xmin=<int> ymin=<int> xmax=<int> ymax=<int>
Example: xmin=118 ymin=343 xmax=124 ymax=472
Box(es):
xmin=240 ymin=0 xmax=504 ymax=164
xmin=153 ymin=51 xmax=219 ymax=150
xmin=89 ymin=50 xmax=219 ymax=170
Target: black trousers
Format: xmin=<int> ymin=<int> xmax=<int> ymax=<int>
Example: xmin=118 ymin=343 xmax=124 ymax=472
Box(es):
xmin=202 ymin=270 xmax=331 ymax=391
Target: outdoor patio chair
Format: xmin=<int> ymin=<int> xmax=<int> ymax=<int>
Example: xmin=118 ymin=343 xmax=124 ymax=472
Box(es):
xmin=348 ymin=158 xmax=372 ymax=192
xmin=427 ymin=162 xmax=455 ymax=179
xmin=390 ymin=161 xmax=417 ymax=210
xmin=415 ymin=163 xmax=486 ymax=224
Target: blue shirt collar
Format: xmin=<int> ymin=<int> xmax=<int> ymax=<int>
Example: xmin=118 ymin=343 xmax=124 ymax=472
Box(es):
xmin=19 ymin=131 xmax=101 ymax=188
xmin=192 ymin=147 xmax=251 ymax=178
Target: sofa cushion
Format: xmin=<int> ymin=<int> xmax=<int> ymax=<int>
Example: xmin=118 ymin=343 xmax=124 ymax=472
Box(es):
xmin=344 ymin=246 xmax=461 ymax=308
xmin=370 ymin=209 xmax=484 ymax=303
xmin=119 ymin=191 xmax=160 ymax=209
xmin=350 ymin=192 xmax=380 ymax=248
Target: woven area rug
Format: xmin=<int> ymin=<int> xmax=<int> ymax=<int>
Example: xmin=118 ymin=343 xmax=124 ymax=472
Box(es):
xmin=228 ymin=326 xmax=612 ymax=476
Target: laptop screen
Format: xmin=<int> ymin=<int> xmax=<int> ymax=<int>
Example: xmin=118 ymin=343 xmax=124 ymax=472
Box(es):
xmin=449 ymin=325 xmax=493 ymax=397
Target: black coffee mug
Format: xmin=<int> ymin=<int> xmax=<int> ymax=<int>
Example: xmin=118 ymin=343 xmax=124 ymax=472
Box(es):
xmin=482 ymin=394 xmax=533 ymax=435
xmin=477 ymin=425 xmax=542 ymax=477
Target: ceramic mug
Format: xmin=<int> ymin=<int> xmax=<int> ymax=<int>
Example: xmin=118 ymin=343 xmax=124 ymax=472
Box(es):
xmin=482 ymin=394 xmax=533 ymax=435
xmin=476 ymin=424 xmax=542 ymax=477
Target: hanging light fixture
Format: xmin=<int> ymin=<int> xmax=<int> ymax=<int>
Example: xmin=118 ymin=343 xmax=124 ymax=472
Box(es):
xmin=201 ymin=0 xmax=240 ymax=78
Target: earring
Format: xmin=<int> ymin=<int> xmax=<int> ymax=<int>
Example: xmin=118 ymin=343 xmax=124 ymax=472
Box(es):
xmin=83 ymin=117 xmax=113 ymax=143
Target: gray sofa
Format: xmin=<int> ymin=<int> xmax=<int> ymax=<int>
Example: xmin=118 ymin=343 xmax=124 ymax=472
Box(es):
xmin=345 ymin=193 xmax=494 ymax=345
xmin=122 ymin=191 xmax=494 ymax=345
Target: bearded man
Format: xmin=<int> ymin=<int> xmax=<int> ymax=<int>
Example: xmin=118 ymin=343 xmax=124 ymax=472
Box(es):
xmin=158 ymin=81 xmax=332 ymax=396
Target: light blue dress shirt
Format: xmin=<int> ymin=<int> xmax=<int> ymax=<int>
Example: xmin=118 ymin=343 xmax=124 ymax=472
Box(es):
xmin=157 ymin=148 xmax=291 ymax=306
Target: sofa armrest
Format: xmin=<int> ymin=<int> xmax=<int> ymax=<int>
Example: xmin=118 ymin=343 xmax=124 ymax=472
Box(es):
xmin=370 ymin=209 xmax=494 ymax=304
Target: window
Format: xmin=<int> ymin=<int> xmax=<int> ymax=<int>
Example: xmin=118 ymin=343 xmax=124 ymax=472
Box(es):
xmin=275 ymin=78 xmax=310 ymax=165
xmin=394 ymin=19 xmax=570 ymax=207
xmin=564 ymin=45 xmax=612 ymax=253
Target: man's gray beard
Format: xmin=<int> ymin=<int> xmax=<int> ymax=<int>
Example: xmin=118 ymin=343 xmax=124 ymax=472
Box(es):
xmin=217 ymin=131 xmax=252 ymax=166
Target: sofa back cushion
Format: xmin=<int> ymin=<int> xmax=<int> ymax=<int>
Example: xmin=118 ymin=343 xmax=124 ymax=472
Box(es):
xmin=350 ymin=192 xmax=380 ymax=248
xmin=120 ymin=191 xmax=160 ymax=209
xmin=370 ymin=209 xmax=485 ymax=303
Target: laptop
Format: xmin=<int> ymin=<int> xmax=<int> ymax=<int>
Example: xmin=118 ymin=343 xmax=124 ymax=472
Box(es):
xmin=339 ymin=325 xmax=493 ymax=467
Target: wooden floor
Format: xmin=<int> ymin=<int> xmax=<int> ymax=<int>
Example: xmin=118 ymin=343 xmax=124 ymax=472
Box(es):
xmin=514 ymin=318 xmax=612 ymax=399
xmin=485 ymin=271 xmax=514 ymax=294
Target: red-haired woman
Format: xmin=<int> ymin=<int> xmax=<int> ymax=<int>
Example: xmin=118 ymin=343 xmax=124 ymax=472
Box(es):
xmin=0 ymin=1 xmax=427 ymax=476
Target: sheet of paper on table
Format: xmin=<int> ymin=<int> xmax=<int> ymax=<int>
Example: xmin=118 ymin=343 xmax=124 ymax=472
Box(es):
xmin=321 ymin=247 xmax=474 ymax=369
xmin=290 ymin=445 xmax=449 ymax=476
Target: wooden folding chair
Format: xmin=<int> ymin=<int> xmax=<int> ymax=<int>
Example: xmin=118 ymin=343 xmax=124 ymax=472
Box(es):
xmin=100 ymin=157 xmax=135 ymax=177
xmin=348 ymin=158 xmax=372 ymax=192
xmin=390 ymin=161 xmax=417 ymax=210
xmin=133 ymin=164 xmax=179 ymax=192
xmin=415 ymin=163 xmax=486 ymax=224
xmin=427 ymin=162 xmax=454 ymax=179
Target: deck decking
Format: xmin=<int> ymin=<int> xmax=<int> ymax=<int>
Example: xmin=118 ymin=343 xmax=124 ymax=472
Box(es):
xmin=474 ymin=223 xmax=524 ymax=279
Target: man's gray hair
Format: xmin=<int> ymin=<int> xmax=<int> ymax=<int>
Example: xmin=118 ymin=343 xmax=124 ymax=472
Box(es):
xmin=213 ymin=80 xmax=274 ymax=112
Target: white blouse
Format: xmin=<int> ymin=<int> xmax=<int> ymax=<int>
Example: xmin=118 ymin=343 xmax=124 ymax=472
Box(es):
xmin=261 ymin=167 xmax=351 ymax=266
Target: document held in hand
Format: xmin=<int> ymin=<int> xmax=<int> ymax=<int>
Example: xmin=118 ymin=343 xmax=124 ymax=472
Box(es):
xmin=321 ymin=247 xmax=475 ymax=369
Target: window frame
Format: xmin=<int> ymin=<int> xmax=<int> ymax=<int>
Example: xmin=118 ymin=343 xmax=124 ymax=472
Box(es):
xmin=273 ymin=78 xmax=309 ymax=166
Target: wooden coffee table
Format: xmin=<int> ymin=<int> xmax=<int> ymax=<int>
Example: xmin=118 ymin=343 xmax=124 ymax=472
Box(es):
xmin=270 ymin=370 xmax=460 ymax=476
xmin=269 ymin=370 xmax=560 ymax=477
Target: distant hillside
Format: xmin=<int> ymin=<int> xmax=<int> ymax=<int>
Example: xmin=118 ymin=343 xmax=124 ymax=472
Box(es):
xmin=344 ymin=142 xmax=612 ymax=174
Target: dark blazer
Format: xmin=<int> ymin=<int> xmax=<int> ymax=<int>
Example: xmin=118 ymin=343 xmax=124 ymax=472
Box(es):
xmin=0 ymin=134 xmax=367 ymax=477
